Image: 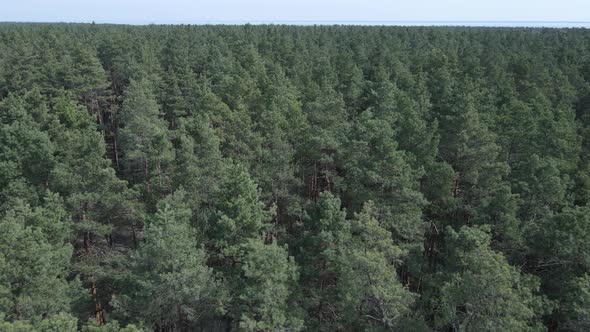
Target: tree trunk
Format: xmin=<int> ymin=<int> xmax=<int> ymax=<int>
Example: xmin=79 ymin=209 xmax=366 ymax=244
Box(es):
xmin=131 ymin=222 xmax=138 ymax=249
xmin=177 ymin=304 xmax=183 ymax=332
xmin=91 ymin=282 xmax=105 ymax=326
xmin=113 ymin=137 xmax=120 ymax=170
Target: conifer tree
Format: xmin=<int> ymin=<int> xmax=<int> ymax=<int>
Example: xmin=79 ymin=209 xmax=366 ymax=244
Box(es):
xmin=0 ymin=199 xmax=81 ymax=323
xmin=119 ymin=78 xmax=174 ymax=207
xmin=433 ymin=226 xmax=549 ymax=331
xmin=298 ymin=193 xmax=415 ymax=330
xmin=114 ymin=190 xmax=220 ymax=330
xmin=208 ymin=163 xmax=301 ymax=330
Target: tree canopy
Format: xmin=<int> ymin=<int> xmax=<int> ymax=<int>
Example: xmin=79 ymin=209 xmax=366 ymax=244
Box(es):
xmin=0 ymin=23 xmax=589 ymax=331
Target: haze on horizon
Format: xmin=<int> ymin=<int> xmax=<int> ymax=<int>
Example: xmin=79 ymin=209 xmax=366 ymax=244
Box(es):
xmin=1 ymin=0 xmax=589 ymax=26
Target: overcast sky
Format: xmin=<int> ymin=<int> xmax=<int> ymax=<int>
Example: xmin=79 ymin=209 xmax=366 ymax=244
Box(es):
xmin=1 ymin=0 xmax=589 ymax=25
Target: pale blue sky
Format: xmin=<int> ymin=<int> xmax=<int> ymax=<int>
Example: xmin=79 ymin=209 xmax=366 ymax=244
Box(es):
xmin=1 ymin=0 xmax=589 ymax=25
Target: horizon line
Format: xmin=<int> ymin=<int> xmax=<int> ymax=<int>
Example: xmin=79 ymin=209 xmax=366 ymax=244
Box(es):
xmin=1 ymin=20 xmax=590 ymax=27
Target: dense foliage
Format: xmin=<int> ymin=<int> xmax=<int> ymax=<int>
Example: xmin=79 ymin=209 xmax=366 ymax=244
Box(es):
xmin=1 ymin=23 xmax=590 ymax=331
